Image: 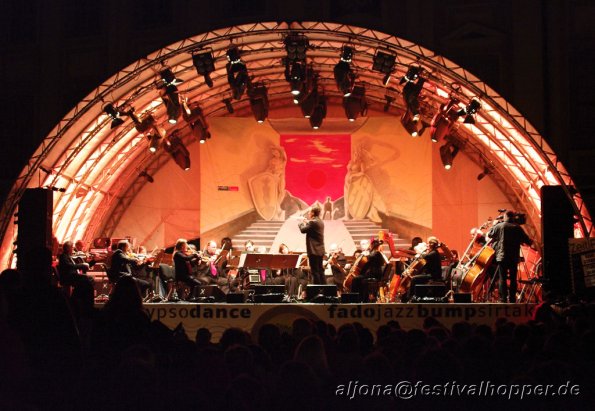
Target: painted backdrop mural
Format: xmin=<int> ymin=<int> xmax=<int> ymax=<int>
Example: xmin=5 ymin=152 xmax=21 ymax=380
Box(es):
xmin=114 ymin=116 xmax=512 ymax=253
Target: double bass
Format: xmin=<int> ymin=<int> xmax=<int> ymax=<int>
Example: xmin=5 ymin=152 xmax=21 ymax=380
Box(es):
xmin=454 ymin=220 xmax=495 ymax=298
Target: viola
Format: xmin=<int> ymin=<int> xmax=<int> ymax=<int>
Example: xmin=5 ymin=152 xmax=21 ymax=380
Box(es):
xmin=327 ymin=252 xmax=347 ymax=277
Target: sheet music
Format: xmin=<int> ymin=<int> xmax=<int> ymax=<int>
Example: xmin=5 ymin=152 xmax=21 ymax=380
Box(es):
xmin=239 ymin=253 xmax=247 ymax=268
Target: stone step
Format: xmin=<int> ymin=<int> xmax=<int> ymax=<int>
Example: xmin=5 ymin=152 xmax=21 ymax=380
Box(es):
xmin=234 ymin=234 xmax=278 ymax=239
xmin=238 ymin=230 xmax=280 ymax=235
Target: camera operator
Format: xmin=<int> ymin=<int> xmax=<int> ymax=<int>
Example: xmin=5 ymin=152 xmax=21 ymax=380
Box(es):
xmin=487 ymin=210 xmax=532 ymax=303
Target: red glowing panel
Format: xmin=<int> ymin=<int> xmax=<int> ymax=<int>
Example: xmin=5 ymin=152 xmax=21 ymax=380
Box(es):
xmin=282 ymin=134 xmax=351 ymax=205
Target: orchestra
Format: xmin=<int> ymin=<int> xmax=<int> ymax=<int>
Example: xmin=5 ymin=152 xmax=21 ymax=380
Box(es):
xmin=51 ymin=208 xmax=533 ymax=304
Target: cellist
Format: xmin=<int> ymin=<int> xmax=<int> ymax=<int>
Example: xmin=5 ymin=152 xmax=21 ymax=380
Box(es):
xmin=405 ymin=236 xmax=443 ymax=301
xmin=348 ymin=239 xmax=386 ymax=302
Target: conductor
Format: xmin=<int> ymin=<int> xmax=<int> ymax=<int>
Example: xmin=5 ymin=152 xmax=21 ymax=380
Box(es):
xmin=299 ymin=205 xmax=326 ymax=284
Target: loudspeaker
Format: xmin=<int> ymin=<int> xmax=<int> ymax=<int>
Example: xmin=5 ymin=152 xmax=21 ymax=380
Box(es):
xmin=541 ymin=186 xmax=575 ymax=297
xmin=252 ymin=285 xmax=285 ymax=295
xmin=340 ymin=293 xmax=360 ymax=303
xmin=226 ymin=292 xmax=247 ymax=303
xmin=253 ymin=293 xmax=285 ymax=303
xmin=196 ymin=285 xmax=226 ymax=302
xmin=17 ymin=188 xmax=53 ymax=271
xmin=413 ymin=283 xmax=447 ymax=298
xmin=306 ymin=284 xmax=337 ymax=300
xmin=453 ymin=292 xmax=472 ymax=303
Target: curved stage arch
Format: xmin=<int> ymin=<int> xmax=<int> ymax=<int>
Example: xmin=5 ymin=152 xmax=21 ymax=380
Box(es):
xmin=1 ymin=21 xmax=592 ymax=268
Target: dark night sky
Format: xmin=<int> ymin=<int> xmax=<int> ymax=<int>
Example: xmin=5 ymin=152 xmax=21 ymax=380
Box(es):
xmin=1 ymin=0 xmax=593 ymax=213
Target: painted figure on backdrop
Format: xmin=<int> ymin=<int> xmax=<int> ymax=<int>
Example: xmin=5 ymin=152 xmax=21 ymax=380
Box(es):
xmin=249 ymin=145 xmax=288 ymax=221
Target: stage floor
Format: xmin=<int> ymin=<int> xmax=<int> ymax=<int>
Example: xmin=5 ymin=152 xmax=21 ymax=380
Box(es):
xmin=130 ymin=302 xmax=538 ymax=342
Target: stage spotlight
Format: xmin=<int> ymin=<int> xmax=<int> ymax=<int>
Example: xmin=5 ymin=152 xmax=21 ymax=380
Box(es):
xmin=286 ymin=61 xmax=306 ymax=95
xmin=198 ymin=129 xmax=211 ymax=144
xmin=429 ymin=98 xmax=463 ymax=143
xmin=103 ymin=103 xmax=125 ymax=128
xmin=183 ymin=101 xmax=211 ymax=143
xmin=477 ymin=166 xmax=491 ymax=181
xmin=223 ymin=98 xmax=234 ymax=113
xmin=226 ymin=47 xmax=249 ymax=100
xmin=192 ymin=50 xmax=215 ymax=88
xmin=462 ymin=97 xmax=481 ymax=124
xmin=400 ymin=65 xmax=421 ymax=85
xmin=248 ymin=82 xmax=269 ymax=124
xmin=147 ymin=133 xmax=161 ymax=153
xmin=283 ymin=34 xmax=309 ymax=97
xmin=402 ymin=77 xmax=425 ymax=120
xmin=383 ymin=95 xmax=395 ymax=112
xmin=159 ymin=68 xmax=183 ymax=87
xmin=372 ymin=50 xmax=396 ymax=85
xmin=284 ymin=33 xmax=309 ymax=61
xmin=343 ymin=85 xmax=367 ymax=122
xmin=139 ymin=170 xmax=154 ymax=183
xmin=130 ymin=112 xmax=155 ymax=134
xmin=334 ymin=46 xmax=355 ymax=97
xmin=161 ymin=86 xmax=181 ymax=124
xmin=164 ymin=131 xmax=191 ymax=171
xmin=309 ymin=95 xmax=327 ymax=129
xmin=430 ymin=112 xmax=449 ymax=143
xmin=300 ymin=87 xmax=319 ymax=118
xmin=439 ymin=142 xmax=460 ymax=170
xmin=401 ymin=110 xmax=421 ymax=137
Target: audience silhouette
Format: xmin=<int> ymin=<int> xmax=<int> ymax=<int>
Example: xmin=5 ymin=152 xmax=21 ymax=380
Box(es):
xmin=1 ymin=262 xmax=594 ymax=410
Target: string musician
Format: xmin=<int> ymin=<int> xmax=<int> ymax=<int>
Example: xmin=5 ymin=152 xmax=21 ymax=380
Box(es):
xmin=57 ymin=240 xmax=95 ymax=292
xmin=348 ymin=239 xmax=386 ymax=302
xmin=72 ymin=239 xmax=98 ymax=269
xmin=173 ymin=239 xmax=204 ymax=297
xmin=405 ymin=236 xmax=443 ymax=301
xmin=108 ymin=240 xmax=151 ymax=296
xmin=267 ymin=243 xmax=307 ymax=298
xmin=236 ymin=240 xmax=275 ymax=287
xmin=194 ymin=240 xmax=230 ymax=293
xmin=324 ymin=243 xmax=350 ymax=292
xmin=130 ymin=245 xmax=157 ymax=296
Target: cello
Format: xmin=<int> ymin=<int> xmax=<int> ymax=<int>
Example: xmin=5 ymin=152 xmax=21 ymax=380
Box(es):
xmin=378 ymin=230 xmax=423 ymax=302
xmin=343 ymin=253 xmax=368 ymax=292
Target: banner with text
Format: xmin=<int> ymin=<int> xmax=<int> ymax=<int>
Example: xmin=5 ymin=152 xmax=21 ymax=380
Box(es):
xmin=144 ymin=303 xmax=537 ymax=342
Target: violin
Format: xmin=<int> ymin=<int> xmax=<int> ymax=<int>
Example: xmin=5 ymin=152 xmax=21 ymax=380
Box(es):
xmin=73 ymin=251 xmax=97 ymax=268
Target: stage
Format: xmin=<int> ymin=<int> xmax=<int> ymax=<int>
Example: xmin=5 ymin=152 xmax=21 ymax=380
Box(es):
xmin=129 ymin=302 xmax=538 ymax=342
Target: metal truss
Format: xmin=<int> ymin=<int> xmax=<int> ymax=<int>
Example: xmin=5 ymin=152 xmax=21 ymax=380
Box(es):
xmin=1 ymin=21 xmax=592 ymax=268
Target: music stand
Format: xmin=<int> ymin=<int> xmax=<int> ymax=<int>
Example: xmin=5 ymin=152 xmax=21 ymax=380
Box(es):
xmin=227 ymin=250 xmax=242 ymax=268
xmin=270 ymin=254 xmax=300 ymax=269
xmin=240 ymin=253 xmax=273 ymax=269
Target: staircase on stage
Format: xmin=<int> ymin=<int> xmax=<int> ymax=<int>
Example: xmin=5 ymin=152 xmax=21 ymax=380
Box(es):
xmin=230 ymin=218 xmax=409 ymax=254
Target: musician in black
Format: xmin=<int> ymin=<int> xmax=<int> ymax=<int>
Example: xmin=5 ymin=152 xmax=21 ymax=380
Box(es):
xmin=109 ymin=240 xmax=151 ymax=295
xmin=350 ymin=239 xmax=386 ymax=302
xmin=201 ymin=240 xmax=230 ymax=293
xmin=57 ymin=240 xmax=94 ymax=291
xmin=422 ymin=237 xmax=443 ymax=281
xmin=406 ymin=236 xmax=442 ymax=301
xmin=173 ymin=238 xmax=204 ymax=296
xmin=325 ymin=243 xmax=349 ymax=292
xmin=268 ymin=243 xmax=304 ymax=297
xmin=299 ymin=205 xmax=326 ymax=284
xmin=487 ymin=211 xmax=532 ymax=303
